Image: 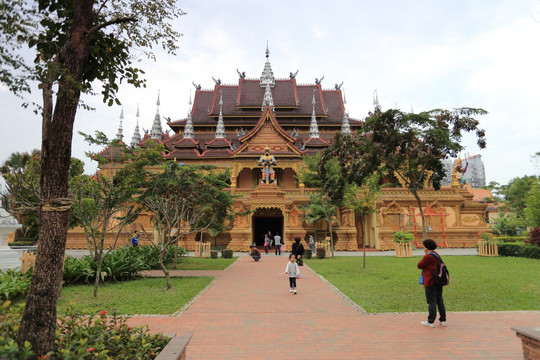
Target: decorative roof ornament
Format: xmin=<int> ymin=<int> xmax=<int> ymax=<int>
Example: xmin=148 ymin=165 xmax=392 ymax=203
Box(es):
xmin=116 ymin=107 xmax=124 ymax=140
xmin=261 ymin=83 xmax=275 ymax=111
xmin=341 ymin=89 xmax=351 ymax=135
xmin=215 ymin=89 xmax=226 ymax=139
xmin=150 ymin=91 xmax=163 ymax=140
xmin=373 ymin=89 xmax=379 ymax=107
xmin=315 ymin=76 xmax=324 ymax=85
xmin=309 ymin=89 xmax=320 ymax=138
xmin=260 ymin=41 xmax=275 ymax=88
xmin=183 ymin=90 xmax=194 ymax=139
xmin=130 ymin=104 xmax=141 ymax=148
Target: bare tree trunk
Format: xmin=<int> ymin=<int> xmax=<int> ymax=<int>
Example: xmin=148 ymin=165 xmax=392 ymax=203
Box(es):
xmin=159 ymin=250 xmax=171 ymax=290
xmin=329 ymin=222 xmax=335 ymax=258
xmin=17 ymin=1 xmax=93 ymax=355
xmin=361 ymin=215 xmax=366 ymax=268
xmin=413 ymin=191 xmax=427 ymax=241
xmin=93 ymin=239 xmax=105 ymax=298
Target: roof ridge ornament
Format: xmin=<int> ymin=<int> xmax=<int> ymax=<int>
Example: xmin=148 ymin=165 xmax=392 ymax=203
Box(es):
xmin=260 ymin=42 xmax=275 ymax=88
xmin=373 ymin=89 xmax=379 ymax=107
xmin=130 ymin=104 xmax=141 ymax=148
xmin=183 ymin=90 xmax=194 ymax=139
xmin=215 ymin=89 xmax=226 ymax=139
xmin=309 ymin=89 xmax=320 ymax=138
xmin=340 ymin=89 xmax=351 ymax=135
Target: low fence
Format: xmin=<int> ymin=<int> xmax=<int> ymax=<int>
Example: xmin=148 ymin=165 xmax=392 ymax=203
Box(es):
xmin=194 ymin=242 xmax=211 ymax=258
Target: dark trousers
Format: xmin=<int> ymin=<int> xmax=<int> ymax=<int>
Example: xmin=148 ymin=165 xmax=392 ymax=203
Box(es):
xmin=289 ymin=277 xmax=297 ymax=288
xmin=264 ymin=245 xmax=268 ymax=254
xmin=425 ymin=284 xmax=446 ymax=323
xmin=275 ymin=245 xmax=281 ymax=255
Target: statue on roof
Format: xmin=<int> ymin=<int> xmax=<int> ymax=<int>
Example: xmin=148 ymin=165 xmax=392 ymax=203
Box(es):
xmin=289 ymin=70 xmax=298 ymax=79
xmin=335 ymin=81 xmax=344 ymax=90
xmin=236 ymin=68 xmax=246 ymax=79
xmin=315 ymin=76 xmax=324 ymax=85
xmin=192 ymin=81 xmax=201 ymax=90
xmin=258 ymin=147 xmax=277 ymax=184
xmin=451 ymin=157 xmax=469 ymax=189
xmin=212 ymin=76 xmax=221 ymax=85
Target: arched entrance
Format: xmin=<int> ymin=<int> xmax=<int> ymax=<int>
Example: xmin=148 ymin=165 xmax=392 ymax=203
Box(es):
xmin=252 ymin=207 xmax=283 ymax=246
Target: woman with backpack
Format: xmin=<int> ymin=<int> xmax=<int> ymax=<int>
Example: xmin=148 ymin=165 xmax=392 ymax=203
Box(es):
xmin=417 ymin=239 xmax=447 ymax=328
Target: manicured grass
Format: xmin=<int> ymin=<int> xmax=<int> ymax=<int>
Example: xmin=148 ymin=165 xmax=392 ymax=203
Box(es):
xmin=306 ymin=256 xmax=540 ymax=313
xmin=57 ymin=277 xmax=213 ymax=315
xmin=164 ymin=257 xmax=236 ymax=270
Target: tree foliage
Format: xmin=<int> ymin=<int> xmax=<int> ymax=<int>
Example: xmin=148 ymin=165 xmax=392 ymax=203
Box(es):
xmin=300 ymin=194 xmax=340 ymax=258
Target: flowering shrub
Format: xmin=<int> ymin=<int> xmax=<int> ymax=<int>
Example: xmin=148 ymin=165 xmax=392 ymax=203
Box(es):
xmin=526 ymin=226 xmax=540 ymax=247
xmin=0 ymin=302 xmax=169 ymax=359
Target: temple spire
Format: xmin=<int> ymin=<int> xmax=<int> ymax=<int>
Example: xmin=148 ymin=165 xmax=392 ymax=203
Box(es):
xmin=116 ymin=108 xmax=124 ymax=140
xmin=261 ymin=83 xmax=275 ymax=111
xmin=215 ymin=89 xmax=226 ymax=139
xmin=341 ymin=90 xmax=351 ymax=135
xmin=150 ymin=91 xmax=163 ymax=140
xmin=260 ymin=42 xmax=275 ymax=88
xmin=183 ymin=90 xmax=194 ymax=139
xmin=373 ymin=89 xmax=379 ymax=107
xmin=309 ymin=89 xmax=320 ymax=138
xmin=130 ymin=104 xmax=141 ymax=148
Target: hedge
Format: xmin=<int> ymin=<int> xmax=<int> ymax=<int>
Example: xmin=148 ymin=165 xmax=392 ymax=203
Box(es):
xmin=498 ymin=243 xmax=540 ymax=259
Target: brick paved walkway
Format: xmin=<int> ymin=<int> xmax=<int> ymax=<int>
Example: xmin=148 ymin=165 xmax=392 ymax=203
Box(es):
xmin=128 ymin=255 xmax=539 ymax=359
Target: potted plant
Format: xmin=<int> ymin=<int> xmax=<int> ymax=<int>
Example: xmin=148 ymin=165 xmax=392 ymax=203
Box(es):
xmin=478 ymin=232 xmax=498 ymax=256
xmin=392 ymin=231 xmax=414 ymax=257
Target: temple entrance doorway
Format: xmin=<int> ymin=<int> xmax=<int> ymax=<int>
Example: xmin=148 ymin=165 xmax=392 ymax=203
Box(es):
xmin=252 ymin=208 xmax=283 ymax=246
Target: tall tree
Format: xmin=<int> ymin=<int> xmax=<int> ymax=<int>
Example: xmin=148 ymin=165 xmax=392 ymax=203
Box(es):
xmin=301 ymin=194 xmax=340 ymax=258
xmin=325 ymin=107 xmax=487 ymax=241
xmin=525 ymin=182 xmax=540 ymax=227
xmin=1 ymin=0 xmax=185 ymax=355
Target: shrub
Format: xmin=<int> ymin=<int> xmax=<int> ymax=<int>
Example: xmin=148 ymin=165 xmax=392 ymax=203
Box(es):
xmin=101 ymin=246 xmax=149 ymax=282
xmin=316 ymin=247 xmax=326 ymax=259
xmin=392 ymin=231 xmax=414 ymax=243
xmin=526 ymin=226 xmax=540 ymax=247
xmin=8 ymin=238 xmax=37 ymax=246
xmin=221 ymin=249 xmax=233 ymax=258
xmin=495 ymin=236 xmax=527 ymax=243
xmin=499 ymin=243 xmax=540 ymax=259
xmin=63 ymin=256 xmax=96 ymax=285
xmin=210 ymin=250 xmax=218 ymax=259
xmin=0 ymin=270 xmax=32 ymax=301
xmin=304 ymin=249 xmax=312 ymax=259
xmin=0 ymin=303 xmax=170 ymax=359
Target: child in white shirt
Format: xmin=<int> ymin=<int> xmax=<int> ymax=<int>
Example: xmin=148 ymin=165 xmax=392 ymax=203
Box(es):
xmin=285 ymin=253 xmax=300 ymax=294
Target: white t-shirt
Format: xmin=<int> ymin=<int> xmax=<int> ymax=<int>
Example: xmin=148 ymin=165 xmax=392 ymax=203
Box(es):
xmin=285 ymin=261 xmax=300 ymax=277
xmin=274 ymin=235 xmax=281 ymax=246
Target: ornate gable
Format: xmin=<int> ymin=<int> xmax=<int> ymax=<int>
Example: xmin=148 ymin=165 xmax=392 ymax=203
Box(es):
xmin=233 ymin=106 xmax=302 ymax=158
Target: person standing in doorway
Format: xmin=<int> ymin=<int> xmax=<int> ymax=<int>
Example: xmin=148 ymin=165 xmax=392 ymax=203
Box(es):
xmin=285 ymin=253 xmax=300 ymax=294
xmin=264 ymin=234 xmax=269 ymax=254
xmin=274 ymin=232 xmax=282 ymax=255
xmin=267 ymin=230 xmax=274 ymax=249
xmin=308 ymin=234 xmax=316 ymax=254
xmin=417 ymin=239 xmax=447 ymax=328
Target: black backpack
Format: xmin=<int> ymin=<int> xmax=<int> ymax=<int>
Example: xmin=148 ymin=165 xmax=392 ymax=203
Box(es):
xmin=429 ymin=253 xmax=449 ymax=286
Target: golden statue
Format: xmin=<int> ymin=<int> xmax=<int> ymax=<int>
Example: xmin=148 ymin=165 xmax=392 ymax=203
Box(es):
xmin=451 ymin=157 xmax=468 ymax=189
xmin=258 ymin=147 xmax=277 ymax=184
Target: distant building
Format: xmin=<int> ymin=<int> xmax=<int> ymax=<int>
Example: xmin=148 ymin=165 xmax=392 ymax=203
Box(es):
xmin=462 ymin=154 xmax=486 ymax=188
xmin=440 ymin=159 xmax=453 ymax=187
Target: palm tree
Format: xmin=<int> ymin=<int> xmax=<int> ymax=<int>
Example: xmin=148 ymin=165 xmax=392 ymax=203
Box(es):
xmin=301 ymin=194 xmax=340 ymax=258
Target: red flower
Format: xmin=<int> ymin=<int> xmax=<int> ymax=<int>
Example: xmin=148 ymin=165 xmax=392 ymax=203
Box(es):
xmin=86 ymin=348 xmax=95 ymax=353
xmin=99 ymin=310 xmax=107 ymax=318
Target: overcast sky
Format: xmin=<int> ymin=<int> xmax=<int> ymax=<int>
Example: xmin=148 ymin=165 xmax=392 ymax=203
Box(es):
xmin=1 ymin=0 xmax=539 ymax=186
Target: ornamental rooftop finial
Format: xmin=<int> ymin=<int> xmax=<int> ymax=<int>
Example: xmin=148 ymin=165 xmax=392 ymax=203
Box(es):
xmin=309 ymin=89 xmax=320 ymax=138
xmin=261 ymin=83 xmax=275 ymax=112
xmin=260 ymin=41 xmax=275 ymax=88
xmin=130 ymin=104 xmax=141 ymax=148
xmin=150 ymin=91 xmax=163 ymax=140
xmin=116 ymin=107 xmax=124 ymax=140
xmin=215 ymin=88 xmax=226 ymax=139
xmin=183 ymin=90 xmax=194 ymax=139
xmin=341 ymin=89 xmax=351 ymax=135
xmin=373 ymin=89 xmax=379 ymax=107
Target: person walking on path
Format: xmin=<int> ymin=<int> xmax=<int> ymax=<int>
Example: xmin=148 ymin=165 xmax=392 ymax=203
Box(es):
xmin=274 ymin=232 xmax=282 ymax=255
xmin=308 ymin=234 xmax=316 ymax=254
xmin=131 ymin=230 xmax=140 ymax=247
xmin=285 ymin=253 xmax=300 ymax=294
xmin=291 ymin=236 xmax=305 ymax=266
xmin=417 ymin=239 xmax=447 ymax=328
xmin=264 ymin=234 xmax=269 ymax=254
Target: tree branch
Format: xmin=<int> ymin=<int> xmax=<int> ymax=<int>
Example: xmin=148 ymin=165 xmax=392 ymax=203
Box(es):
xmin=87 ymin=17 xmax=138 ymax=38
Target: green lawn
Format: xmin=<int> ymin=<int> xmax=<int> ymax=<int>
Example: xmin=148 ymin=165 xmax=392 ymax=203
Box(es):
xmin=57 ymin=277 xmax=213 ymax=315
xmin=164 ymin=257 xmax=236 ymax=270
xmin=306 ymin=256 xmax=540 ymax=313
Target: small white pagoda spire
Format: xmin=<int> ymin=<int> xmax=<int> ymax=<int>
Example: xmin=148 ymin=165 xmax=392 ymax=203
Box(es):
xmin=261 ymin=83 xmax=275 ymax=111
xmin=183 ymin=90 xmax=194 ymax=139
xmin=116 ymin=107 xmax=124 ymax=140
xmin=260 ymin=41 xmax=275 ymax=88
xmin=215 ymin=89 xmax=226 ymax=139
xmin=373 ymin=89 xmax=379 ymax=107
xmin=130 ymin=104 xmax=141 ymax=148
xmin=309 ymin=89 xmax=320 ymax=138
xmin=150 ymin=91 xmax=163 ymax=140
xmin=341 ymin=90 xmax=351 ymax=135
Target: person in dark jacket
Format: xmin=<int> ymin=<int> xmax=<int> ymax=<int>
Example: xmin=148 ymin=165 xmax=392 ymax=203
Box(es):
xmin=291 ymin=236 xmax=305 ymax=265
xmin=249 ymin=245 xmax=261 ymax=262
xmin=417 ymin=239 xmax=446 ymax=328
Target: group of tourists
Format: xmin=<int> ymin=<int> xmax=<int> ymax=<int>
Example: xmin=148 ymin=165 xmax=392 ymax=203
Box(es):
xmin=262 ymin=230 xmax=283 ymax=255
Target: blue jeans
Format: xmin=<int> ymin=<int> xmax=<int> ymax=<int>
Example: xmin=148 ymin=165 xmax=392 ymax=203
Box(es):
xmin=425 ymin=284 xmax=446 ymax=323
xmin=275 ymin=245 xmax=281 ymax=255
xmin=309 ymin=244 xmax=316 ymax=253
